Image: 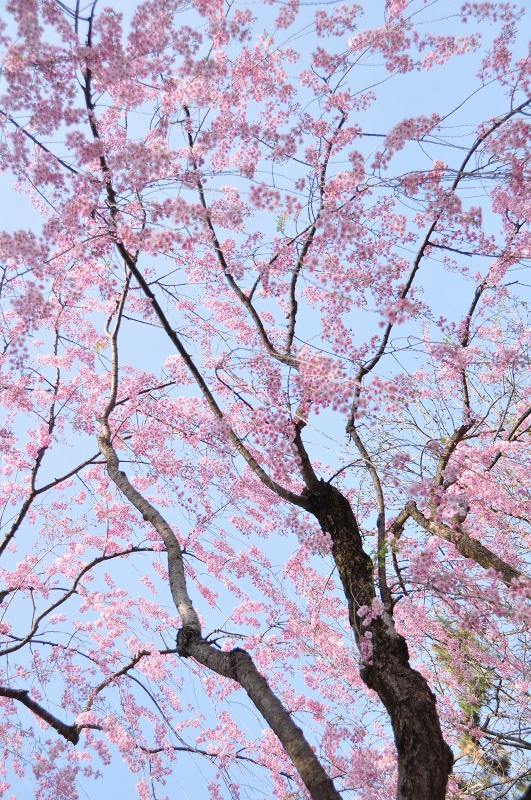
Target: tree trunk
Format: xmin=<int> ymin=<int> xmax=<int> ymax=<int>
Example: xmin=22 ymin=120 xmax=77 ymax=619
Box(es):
xmin=303 ymin=480 xmax=453 ymax=800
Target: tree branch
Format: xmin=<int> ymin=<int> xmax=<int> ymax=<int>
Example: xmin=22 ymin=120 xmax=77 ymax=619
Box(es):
xmin=182 ymin=106 xmax=295 ymax=368
xmin=0 ymin=686 xmax=79 ymax=744
xmin=0 ymin=109 xmax=79 ymax=175
xmin=405 ymin=502 xmax=524 ymax=586
xmin=347 ymin=424 xmax=391 ymax=605
xmin=177 ymin=629 xmax=341 ymax=800
xmin=348 ymin=97 xmax=531 ymax=424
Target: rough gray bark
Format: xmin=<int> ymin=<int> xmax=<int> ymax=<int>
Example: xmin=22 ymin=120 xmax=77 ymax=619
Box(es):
xmin=98 ymin=429 xmax=341 ymax=800
xmin=177 ymin=628 xmax=341 ymax=800
xmin=303 ymin=480 xmax=454 ymax=800
xmin=98 ymin=431 xmax=201 ymax=632
xmin=91 ymin=228 xmax=342 ymax=798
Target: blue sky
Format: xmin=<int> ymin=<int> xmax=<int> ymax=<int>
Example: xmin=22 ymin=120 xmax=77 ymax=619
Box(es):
xmin=0 ymin=1 xmax=530 ymax=798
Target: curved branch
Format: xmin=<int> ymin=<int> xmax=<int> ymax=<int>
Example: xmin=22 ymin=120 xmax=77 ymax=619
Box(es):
xmin=0 ymin=686 xmax=80 ymax=744
xmin=96 ymin=276 xmax=201 ymax=633
xmin=0 ymin=547 xmax=155 ymax=657
xmin=140 ymin=743 xmax=294 ymax=780
xmin=90 ymin=245 xmax=341 ymax=800
xmin=177 ymin=628 xmax=341 ymax=800
xmin=113 ymin=246 xmax=309 ymax=508
xmin=83 ymin=650 xmax=150 ymax=713
xmin=93 ymin=269 xmax=341 ymax=797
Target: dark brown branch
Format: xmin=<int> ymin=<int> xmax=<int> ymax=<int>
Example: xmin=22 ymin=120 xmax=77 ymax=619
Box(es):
xmin=388 ymin=507 xmax=411 ymax=540
xmin=83 ymin=650 xmax=150 ymax=713
xmin=0 ymin=686 xmax=79 ymax=744
xmin=302 ymin=480 xmax=453 ymax=800
xmin=0 ymin=109 xmax=79 ymax=175
xmin=140 ymin=743 xmax=295 ymax=779
xmin=0 ymin=547 xmax=155 ymax=658
xmin=458 ymin=281 xmax=487 ymax=410
xmin=405 ymin=502 xmax=524 ymax=586
xmin=426 ymin=242 xmax=475 ymax=256
xmin=36 ymin=452 xmax=101 ymax=494
xmin=392 ymin=548 xmax=410 ymax=598
xmin=434 ymin=423 xmax=473 ymax=488
xmin=488 ymin=403 xmax=531 ymax=470
xmin=292 ymin=420 xmax=320 ymax=491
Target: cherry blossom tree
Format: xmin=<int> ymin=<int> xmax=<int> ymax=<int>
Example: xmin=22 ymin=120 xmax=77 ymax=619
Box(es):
xmin=0 ymin=0 xmax=530 ymax=798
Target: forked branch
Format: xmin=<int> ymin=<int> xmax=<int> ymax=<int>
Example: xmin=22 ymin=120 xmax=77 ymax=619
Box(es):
xmin=96 ymin=273 xmax=341 ymax=800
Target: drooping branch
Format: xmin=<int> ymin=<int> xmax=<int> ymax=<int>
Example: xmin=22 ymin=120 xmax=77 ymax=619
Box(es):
xmin=0 ymin=686 xmax=80 ymax=744
xmin=140 ymin=742 xmax=295 ymax=780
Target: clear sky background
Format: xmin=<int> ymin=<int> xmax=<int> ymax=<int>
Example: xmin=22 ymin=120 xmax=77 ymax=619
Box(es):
xmin=0 ymin=1 xmax=529 ymax=799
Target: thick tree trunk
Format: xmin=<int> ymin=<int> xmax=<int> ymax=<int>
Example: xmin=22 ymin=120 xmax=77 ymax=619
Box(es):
xmin=362 ymin=621 xmax=453 ymax=800
xmin=303 ymin=480 xmax=453 ymax=800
